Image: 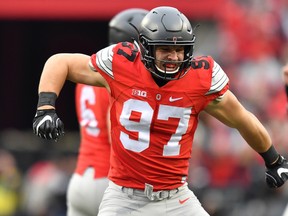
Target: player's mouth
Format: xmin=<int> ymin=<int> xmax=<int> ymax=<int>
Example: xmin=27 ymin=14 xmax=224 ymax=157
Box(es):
xmin=155 ymin=63 xmax=180 ymax=74
xmin=164 ymin=63 xmax=178 ymax=71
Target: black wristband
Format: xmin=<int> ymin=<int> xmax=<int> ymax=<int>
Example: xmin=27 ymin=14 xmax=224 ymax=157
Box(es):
xmin=285 ymin=85 xmax=288 ymax=99
xmin=37 ymin=92 xmax=57 ymax=108
xmin=259 ymin=145 xmax=279 ymax=167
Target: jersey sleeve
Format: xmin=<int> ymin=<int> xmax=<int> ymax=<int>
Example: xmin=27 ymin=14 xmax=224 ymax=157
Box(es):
xmin=89 ymin=44 xmax=116 ymax=80
xmin=205 ymin=60 xmax=229 ymax=96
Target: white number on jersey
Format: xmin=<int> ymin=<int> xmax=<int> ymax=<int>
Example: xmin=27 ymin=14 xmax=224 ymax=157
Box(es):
xmin=119 ymin=99 xmax=192 ymax=156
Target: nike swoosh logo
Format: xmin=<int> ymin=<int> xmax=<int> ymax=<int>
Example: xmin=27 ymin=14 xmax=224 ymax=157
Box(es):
xmin=179 ymin=197 xmax=190 ymax=204
xmin=277 ymin=168 xmax=288 ymax=177
xmin=36 ymin=115 xmax=52 ymax=134
xmin=169 ymin=96 xmax=183 ymax=102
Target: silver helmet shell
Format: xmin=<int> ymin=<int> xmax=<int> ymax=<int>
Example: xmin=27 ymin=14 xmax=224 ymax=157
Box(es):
xmin=138 ymin=6 xmax=195 ymax=80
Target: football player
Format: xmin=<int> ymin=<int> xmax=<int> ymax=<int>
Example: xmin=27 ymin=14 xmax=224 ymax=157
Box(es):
xmin=33 ymin=6 xmax=288 ymax=216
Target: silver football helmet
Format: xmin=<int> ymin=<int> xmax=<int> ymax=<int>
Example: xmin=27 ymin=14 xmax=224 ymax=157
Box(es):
xmin=138 ymin=6 xmax=195 ymax=80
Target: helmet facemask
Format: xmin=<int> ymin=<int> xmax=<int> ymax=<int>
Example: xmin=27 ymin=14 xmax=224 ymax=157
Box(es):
xmin=139 ymin=36 xmax=195 ymax=80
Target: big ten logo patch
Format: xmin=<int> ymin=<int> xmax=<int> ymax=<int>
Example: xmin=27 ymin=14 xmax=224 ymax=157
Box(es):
xmin=132 ymin=89 xmax=147 ymax=98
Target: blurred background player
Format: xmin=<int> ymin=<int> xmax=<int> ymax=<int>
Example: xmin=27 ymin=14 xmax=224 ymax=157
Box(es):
xmin=66 ymin=8 xmax=148 ymax=216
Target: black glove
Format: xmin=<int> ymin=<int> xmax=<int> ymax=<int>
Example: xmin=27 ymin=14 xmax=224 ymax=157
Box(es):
xmin=265 ymin=155 xmax=288 ymax=188
xmin=33 ymin=109 xmax=64 ymax=141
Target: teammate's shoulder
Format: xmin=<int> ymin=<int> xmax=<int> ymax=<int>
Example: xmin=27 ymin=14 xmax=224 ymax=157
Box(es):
xmin=191 ymin=55 xmax=214 ymax=70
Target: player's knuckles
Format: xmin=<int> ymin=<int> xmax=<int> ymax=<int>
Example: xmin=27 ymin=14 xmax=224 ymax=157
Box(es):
xmin=45 ymin=121 xmax=57 ymax=133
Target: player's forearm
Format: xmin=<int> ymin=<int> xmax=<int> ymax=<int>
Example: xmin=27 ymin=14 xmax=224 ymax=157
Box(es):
xmin=38 ymin=54 xmax=69 ymax=97
xmin=237 ymin=111 xmax=272 ymax=153
xmin=235 ymin=111 xmax=281 ymax=166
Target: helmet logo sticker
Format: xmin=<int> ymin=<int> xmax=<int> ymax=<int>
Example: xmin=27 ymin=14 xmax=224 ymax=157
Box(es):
xmin=173 ymin=37 xmax=177 ymax=44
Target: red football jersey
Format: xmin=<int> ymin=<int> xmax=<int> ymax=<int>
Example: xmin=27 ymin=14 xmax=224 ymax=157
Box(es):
xmin=90 ymin=42 xmax=229 ymax=190
xmin=74 ymin=84 xmax=111 ymax=178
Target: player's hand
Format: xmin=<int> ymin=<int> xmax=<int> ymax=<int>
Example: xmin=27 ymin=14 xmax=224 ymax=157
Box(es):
xmin=265 ymin=155 xmax=288 ymax=188
xmin=33 ymin=109 xmax=64 ymax=141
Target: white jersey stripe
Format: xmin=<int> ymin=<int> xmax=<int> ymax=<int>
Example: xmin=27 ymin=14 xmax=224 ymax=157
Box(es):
xmin=206 ymin=61 xmax=229 ymax=95
xmin=96 ymin=44 xmax=115 ymax=78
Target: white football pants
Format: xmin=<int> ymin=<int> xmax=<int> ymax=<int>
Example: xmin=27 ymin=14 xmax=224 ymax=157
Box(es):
xmin=67 ymin=167 xmax=109 ymax=216
xmin=98 ymin=180 xmax=210 ymax=216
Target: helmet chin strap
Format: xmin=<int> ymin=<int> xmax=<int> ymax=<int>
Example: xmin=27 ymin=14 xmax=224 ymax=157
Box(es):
xmin=155 ymin=64 xmax=179 ymax=74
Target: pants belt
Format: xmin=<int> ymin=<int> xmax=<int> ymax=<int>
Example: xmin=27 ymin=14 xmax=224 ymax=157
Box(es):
xmin=121 ymin=183 xmax=180 ymax=201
